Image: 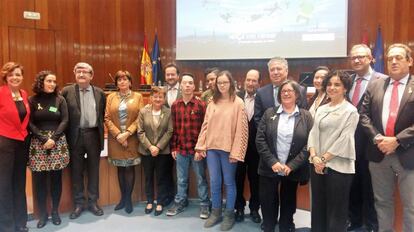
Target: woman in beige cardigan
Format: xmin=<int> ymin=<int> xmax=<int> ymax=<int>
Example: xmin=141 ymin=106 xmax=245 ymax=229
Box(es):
xmin=195 ymin=70 xmax=248 ymax=231
xmin=137 ymin=86 xmax=173 ymax=216
xmin=104 ymin=70 xmax=143 ymax=214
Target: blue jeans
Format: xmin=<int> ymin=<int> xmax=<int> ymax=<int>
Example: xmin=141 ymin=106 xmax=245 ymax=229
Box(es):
xmin=174 ymin=153 xmax=210 ymax=206
xmin=206 ymin=149 xmax=237 ymax=210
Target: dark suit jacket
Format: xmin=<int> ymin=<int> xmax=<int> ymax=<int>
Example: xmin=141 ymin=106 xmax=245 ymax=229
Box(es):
xmin=237 ymin=90 xmax=257 ymax=150
xmin=256 ymin=106 xmax=313 ymax=182
xmin=254 ymin=83 xmax=308 ymax=126
xmin=61 ymin=84 xmax=106 ymax=150
xmin=351 ymin=71 xmax=387 ymax=158
xmin=360 ymin=75 xmax=414 ymax=169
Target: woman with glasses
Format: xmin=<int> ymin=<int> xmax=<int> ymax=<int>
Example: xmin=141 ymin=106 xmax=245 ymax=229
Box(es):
xmin=195 ymin=70 xmax=248 ymax=231
xmin=256 ymin=80 xmax=313 ymax=232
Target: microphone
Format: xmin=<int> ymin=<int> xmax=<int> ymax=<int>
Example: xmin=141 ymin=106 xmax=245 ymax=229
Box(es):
xmin=299 ymin=72 xmax=313 ymax=86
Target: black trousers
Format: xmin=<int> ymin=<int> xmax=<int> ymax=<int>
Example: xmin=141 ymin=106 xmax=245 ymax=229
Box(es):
xmin=0 ymin=135 xmax=28 ymax=232
xmin=142 ymin=154 xmax=174 ymax=206
xmin=310 ymin=166 xmax=353 ymax=232
xmin=260 ymin=175 xmax=299 ymax=232
xmin=70 ymin=128 xmax=101 ymax=206
xmin=235 ymin=144 xmax=260 ymax=211
xmin=32 ymin=170 xmax=63 ymax=217
xmin=348 ymin=157 xmax=378 ymax=229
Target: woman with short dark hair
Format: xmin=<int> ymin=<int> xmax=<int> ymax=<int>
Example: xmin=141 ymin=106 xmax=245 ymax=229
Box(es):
xmin=28 ymin=70 xmax=69 ymax=228
xmin=308 ymin=70 xmax=358 ymax=232
xmin=105 ymin=70 xmax=144 ymax=214
xmin=256 ymin=80 xmax=313 ymax=232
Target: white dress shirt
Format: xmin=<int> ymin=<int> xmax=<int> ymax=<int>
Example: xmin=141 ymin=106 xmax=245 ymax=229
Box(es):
xmin=381 ymin=75 xmax=409 ymax=131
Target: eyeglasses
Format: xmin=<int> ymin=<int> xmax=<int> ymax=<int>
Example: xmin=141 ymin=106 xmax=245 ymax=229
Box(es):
xmin=281 ymin=89 xmax=294 ymax=94
xmin=217 ymin=81 xmax=230 ymax=86
xmin=75 ymin=70 xmax=92 ymax=75
xmin=387 ymin=55 xmax=406 ymax=62
xmin=349 ymin=55 xmax=368 ymax=61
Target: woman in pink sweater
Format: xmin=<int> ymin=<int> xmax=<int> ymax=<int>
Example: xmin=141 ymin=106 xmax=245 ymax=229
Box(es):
xmin=195 ymin=70 xmax=248 ymax=231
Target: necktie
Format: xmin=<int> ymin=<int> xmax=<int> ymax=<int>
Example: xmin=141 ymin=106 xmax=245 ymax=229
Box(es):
xmin=274 ymin=86 xmax=279 ymax=107
xmin=352 ymin=78 xmax=363 ymax=106
xmin=385 ymin=81 xmax=400 ymax=136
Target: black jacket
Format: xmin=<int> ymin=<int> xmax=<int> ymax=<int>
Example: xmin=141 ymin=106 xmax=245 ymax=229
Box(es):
xmin=256 ymin=106 xmax=313 ymax=182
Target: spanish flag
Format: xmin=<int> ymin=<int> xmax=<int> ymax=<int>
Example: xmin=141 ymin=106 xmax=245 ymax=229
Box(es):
xmin=140 ymin=35 xmax=152 ymax=85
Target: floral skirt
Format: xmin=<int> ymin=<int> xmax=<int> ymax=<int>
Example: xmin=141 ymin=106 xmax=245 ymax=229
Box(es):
xmin=29 ymin=131 xmax=70 ymax=171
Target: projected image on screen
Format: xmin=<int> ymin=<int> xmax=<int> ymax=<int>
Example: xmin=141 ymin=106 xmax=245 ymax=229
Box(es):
xmin=176 ymin=0 xmax=348 ymax=60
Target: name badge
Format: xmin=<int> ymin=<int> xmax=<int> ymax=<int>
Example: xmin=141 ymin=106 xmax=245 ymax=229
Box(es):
xmin=49 ymin=106 xmax=58 ymax=112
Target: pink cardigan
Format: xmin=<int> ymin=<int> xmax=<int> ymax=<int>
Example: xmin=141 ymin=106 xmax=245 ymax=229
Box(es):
xmin=195 ymin=96 xmax=248 ymax=161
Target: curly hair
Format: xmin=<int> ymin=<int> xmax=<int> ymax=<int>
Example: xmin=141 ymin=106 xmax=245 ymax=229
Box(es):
xmin=32 ymin=70 xmax=58 ymax=95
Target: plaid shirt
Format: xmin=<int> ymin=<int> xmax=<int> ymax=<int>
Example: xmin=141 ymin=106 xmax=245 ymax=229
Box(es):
xmin=171 ymin=96 xmax=206 ymax=155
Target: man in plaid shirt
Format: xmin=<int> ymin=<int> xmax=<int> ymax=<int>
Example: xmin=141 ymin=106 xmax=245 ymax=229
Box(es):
xmin=166 ymin=73 xmax=211 ymax=219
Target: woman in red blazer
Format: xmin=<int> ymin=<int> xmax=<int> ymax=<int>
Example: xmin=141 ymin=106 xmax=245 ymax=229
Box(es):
xmin=0 ymin=62 xmax=31 ymax=232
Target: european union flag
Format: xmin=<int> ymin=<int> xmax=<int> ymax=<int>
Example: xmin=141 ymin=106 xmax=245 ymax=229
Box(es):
xmin=151 ymin=34 xmax=163 ymax=85
xmin=372 ymin=26 xmax=384 ymax=73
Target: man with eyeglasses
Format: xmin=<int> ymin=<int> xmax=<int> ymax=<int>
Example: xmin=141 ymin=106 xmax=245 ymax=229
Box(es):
xmin=347 ymin=44 xmax=386 ymax=232
xmin=360 ymin=43 xmax=414 ymax=232
xmin=61 ymin=62 xmax=106 ymax=219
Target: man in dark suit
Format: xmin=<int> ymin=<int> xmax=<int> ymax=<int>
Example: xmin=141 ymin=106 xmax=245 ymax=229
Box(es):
xmin=254 ymin=57 xmax=307 ymax=126
xmin=347 ymin=44 xmax=386 ymax=232
xmin=61 ymin=62 xmax=106 ymax=219
xmin=360 ymin=43 xmax=414 ymax=232
xmin=235 ymin=69 xmax=261 ymax=223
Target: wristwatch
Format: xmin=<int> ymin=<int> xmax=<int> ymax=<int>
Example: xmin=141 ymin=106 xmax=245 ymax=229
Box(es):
xmin=320 ymin=156 xmax=326 ymax=163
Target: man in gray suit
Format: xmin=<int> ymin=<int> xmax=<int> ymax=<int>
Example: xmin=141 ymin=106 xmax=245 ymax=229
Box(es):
xmin=61 ymin=62 xmax=106 ymax=219
xmin=360 ymin=43 xmax=414 ymax=232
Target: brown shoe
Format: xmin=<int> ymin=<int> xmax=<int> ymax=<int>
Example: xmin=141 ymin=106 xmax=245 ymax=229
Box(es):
xmin=69 ymin=206 xmax=83 ymax=219
xmin=88 ymin=203 xmax=104 ymax=216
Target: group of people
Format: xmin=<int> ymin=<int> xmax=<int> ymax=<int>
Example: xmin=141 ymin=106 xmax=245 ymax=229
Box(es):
xmin=0 ymin=42 xmax=413 ymax=232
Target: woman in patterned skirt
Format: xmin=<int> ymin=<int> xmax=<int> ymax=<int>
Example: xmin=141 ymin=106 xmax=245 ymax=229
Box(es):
xmin=28 ymin=70 xmax=69 ymax=228
xmin=104 ymin=70 xmax=143 ymax=214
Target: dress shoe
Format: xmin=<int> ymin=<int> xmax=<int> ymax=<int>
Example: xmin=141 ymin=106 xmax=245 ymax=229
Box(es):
xmin=250 ymin=210 xmax=262 ymax=223
xmin=69 ymin=206 xmax=83 ymax=219
xmin=235 ymin=209 xmax=244 ymax=222
xmin=154 ymin=204 xmax=163 ymax=216
xmin=51 ymin=210 xmax=62 ymax=225
xmin=114 ymin=199 xmax=125 ymax=211
xmin=124 ymin=199 xmax=133 ymax=214
xmin=145 ymin=203 xmax=154 ymax=214
xmin=15 ymin=226 xmax=29 ymax=232
xmin=88 ymin=203 xmax=104 ymax=216
xmin=37 ymin=216 xmax=48 ymax=228
xmin=347 ymin=223 xmax=362 ymax=231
